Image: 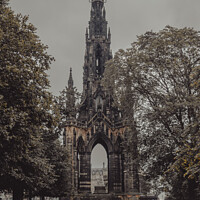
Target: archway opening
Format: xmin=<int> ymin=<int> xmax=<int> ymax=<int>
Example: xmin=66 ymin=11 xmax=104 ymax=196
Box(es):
xmin=91 ymin=144 xmax=108 ymax=194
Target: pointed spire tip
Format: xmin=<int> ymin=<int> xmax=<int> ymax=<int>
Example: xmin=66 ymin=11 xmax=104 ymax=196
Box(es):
xmin=68 ymin=67 xmax=74 ymax=88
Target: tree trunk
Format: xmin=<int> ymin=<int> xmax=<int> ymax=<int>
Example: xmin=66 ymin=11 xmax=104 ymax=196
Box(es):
xmin=40 ymin=196 xmax=45 ymax=200
xmin=188 ymin=179 xmax=197 ymax=200
xmin=13 ymin=184 xmax=23 ymax=200
xmin=29 ymin=190 xmax=32 ymax=200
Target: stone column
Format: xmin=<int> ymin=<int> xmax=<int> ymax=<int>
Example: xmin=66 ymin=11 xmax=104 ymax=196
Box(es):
xmin=133 ymin=165 xmax=140 ymax=193
xmin=108 ymin=153 xmax=114 ymax=193
xmin=79 ymin=152 xmax=91 ymax=192
xmin=74 ymin=150 xmax=78 ymax=193
xmin=108 ymin=152 xmax=123 ymax=193
xmin=113 ymin=153 xmax=123 ymax=193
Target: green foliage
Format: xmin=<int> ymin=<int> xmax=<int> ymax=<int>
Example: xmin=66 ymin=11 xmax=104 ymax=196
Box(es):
xmin=170 ymin=64 xmax=200 ymax=184
xmin=103 ymin=26 xmax=200 ymax=199
xmin=38 ymin=136 xmax=72 ymax=197
xmin=0 ymin=1 xmax=71 ymax=199
xmin=58 ymin=85 xmax=80 ymax=122
xmin=0 ymin=0 xmax=8 ymax=6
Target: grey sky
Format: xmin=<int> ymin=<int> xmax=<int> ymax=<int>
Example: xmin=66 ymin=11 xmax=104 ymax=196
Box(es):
xmin=9 ymin=0 xmax=200 ymax=168
xmin=9 ymin=0 xmax=200 ymax=95
xmin=91 ymin=144 xmax=107 ymax=168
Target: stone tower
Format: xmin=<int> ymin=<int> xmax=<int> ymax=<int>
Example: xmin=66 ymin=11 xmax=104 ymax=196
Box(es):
xmin=63 ymin=0 xmax=139 ymax=199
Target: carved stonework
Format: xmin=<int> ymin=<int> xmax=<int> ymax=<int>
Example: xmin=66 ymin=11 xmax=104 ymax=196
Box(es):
xmin=63 ymin=0 xmax=139 ymax=199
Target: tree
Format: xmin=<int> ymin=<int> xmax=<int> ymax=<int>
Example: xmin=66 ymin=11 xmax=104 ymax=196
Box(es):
xmin=58 ymin=87 xmax=78 ymax=121
xmin=0 ymin=1 xmax=69 ymax=199
xmin=57 ymin=74 xmax=80 ymax=124
xmin=103 ymin=26 xmax=200 ymax=199
xmin=169 ymin=64 xmax=200 ymax=198
xmin=103 ymin=49 xmax=142 ymax=193
xmin=37 ymin=132 xmax=72 ymax=198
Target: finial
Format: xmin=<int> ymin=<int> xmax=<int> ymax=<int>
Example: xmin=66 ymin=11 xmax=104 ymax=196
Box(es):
xmin=108 ymin=27 xmax=111 ymax=40
xmin=89 ymin=0 xmax=107 ymax=3
xmin=86 ymin=28 xmax=88 ymax=39
xmin=103 ymin=7 xmax=106 ymax=18
xmin=68 ymin=67 xmax=74 ymax=88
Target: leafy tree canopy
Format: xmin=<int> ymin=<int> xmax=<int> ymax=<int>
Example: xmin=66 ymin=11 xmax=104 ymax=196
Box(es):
xmin=103 ymin=26 xmax=200 ymax=199
xmin=58 ymin=85 xmax=80 ymax=123
xmin=0 ymin=1 xmax=71 ymax=199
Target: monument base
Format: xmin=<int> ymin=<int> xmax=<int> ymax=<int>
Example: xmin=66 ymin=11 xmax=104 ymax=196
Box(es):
xmin=61 ymin=193 xmax=142 ymax=200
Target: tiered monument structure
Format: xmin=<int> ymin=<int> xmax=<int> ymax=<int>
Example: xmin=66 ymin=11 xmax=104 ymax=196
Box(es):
xmin=63 ymin=0 xmax=140 ymax=199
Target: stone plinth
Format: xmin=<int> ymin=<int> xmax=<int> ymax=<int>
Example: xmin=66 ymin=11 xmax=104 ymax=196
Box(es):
xmin=94 ymin=186 xmax=107 ymax=194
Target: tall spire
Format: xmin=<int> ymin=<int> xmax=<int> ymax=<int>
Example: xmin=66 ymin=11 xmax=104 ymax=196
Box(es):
xmin=108 ymin=27 xmax=111 ymax=41
xmin=68 ymin=68 xmax=73 ymax=88
xmin=103 ymin=6 xmax=106 ymax=19
xmin=85 ymin=27 xmax=89 ymax=40
xmin=89 ymin=0 xmax=107 ymax=3
xmin=82 ymin=0 xmax=112 ymax=96
xmin=88 ymin=0 xmax=108 ymax=38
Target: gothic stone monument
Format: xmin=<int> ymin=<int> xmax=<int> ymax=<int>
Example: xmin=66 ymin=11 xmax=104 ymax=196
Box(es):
xmin=63 ymin=0 xmax=139 ymax=199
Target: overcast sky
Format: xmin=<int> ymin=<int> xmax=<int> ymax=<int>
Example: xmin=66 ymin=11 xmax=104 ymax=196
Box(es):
xmin=9 ymin=0 xmax=200 ymax=168
xmin=9 ymin=0 xmax=200 ymax=95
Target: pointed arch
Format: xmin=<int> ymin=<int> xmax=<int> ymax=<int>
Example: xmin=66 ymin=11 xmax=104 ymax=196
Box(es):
xmin=91 ymin=143 xmax=108 ymax=168
xmin=87 ymin=133 xmax=113 ymax=154
xmin=91 ymin=143 xmax=108 ymax=193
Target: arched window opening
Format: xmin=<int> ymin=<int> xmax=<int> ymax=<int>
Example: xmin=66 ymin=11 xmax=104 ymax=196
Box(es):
xmin=91 ymin=144 xmax=108 ymax=194
xmin=96 ymin=58 xmax=99 ymax=67
xmin=95 ymin=95 xmax=103 ymax=111
xmin=95 ymin=44 xmax=102 ymax=76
